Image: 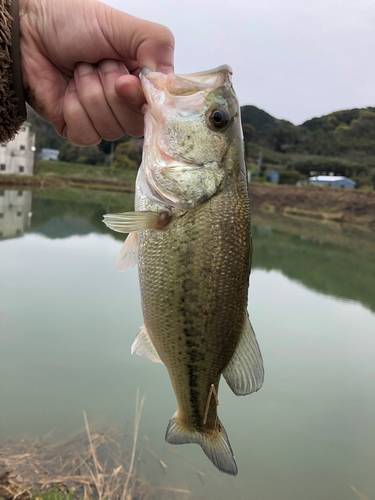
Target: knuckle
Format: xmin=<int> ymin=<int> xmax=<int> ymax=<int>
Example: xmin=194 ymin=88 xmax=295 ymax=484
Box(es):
xmin=102 ymin=130 xmax=124 ymax=141
xmin=79 ymin=86 xmax=104 ymax=108
xmin=68 ymin=131 xmax=101 ymax=147
xmin=154 ymin=24 xmax=175 ymax=48
xmin=125 ymin=125 xmax=144 ymax=138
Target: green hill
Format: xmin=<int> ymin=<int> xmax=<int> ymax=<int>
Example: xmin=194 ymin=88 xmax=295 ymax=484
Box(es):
xmin=240 ymin=105 xmax=292 ymax=132
xmin=302 ymin=107 xmax=375 ymax=132
xmin=26 ymin=101 xmax=375 ymax=189
xmin=240 ymin=104 xmax=375 ymax=158
xmin=240 ymin=105 xmax=375 ymax=187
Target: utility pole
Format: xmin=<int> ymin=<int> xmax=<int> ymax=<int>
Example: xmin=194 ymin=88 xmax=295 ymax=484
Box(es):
xmin=256 ymin=150 xmax=263 ymax=180
xmin=110 ymin=141 xmax=115 ymax=173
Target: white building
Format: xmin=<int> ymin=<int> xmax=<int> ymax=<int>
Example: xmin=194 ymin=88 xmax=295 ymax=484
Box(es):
xmin=309 ymin=175 xmax=356 ymax=189
xmin=0 ymin=122 xmax=36 ymax=175
xmin=0 ymin=189 xmax=32 ymax=240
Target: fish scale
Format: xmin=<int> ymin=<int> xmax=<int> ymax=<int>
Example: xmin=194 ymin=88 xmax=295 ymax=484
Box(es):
xmin=138 ymin=177 xmax=251 ymax=431
xmin=103 ymin=65 xmax=264 ymax=475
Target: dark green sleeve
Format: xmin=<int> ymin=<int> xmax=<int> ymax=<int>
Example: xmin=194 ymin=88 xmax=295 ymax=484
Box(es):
xmin=0 ymin=0 xmax=27 ymax=143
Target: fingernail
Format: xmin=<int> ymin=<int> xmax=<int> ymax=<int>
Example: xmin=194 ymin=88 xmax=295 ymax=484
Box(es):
xmin=100 ymin=60 xmax=120 ymax=74
xmin=76 ymin=63 xmax=95 ymax=77
xmin=157 ymin=65 xmax=174 ymax=75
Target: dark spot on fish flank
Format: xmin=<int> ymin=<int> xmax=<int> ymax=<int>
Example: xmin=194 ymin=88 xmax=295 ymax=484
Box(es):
xmin=187 ymin=365 xmax=198 ymax=388
xmin=186 ymin=339 xmax=198 ymax=348
xmin=178 ymin=351 xmax=182 ymax=356
xmin=178 ymin=336 xmax=182 ymax=341
xmin=181 ymin=297 xmax=185 ymax=303
xmin=187 ymin=364 xmax=201 ymax=424
xmin=189 ymin=350 xmax=198 ymax=363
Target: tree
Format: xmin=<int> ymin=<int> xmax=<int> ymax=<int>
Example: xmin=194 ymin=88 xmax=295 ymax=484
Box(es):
xmin=78 ymin=146 xmax=105 ymax=165
xmin=279 ymin=170 xmax=302 ymax=185
xmin=113 ymin=142 xmax=139 ymax=169
xmin=58 ymin=143 xmax=105 ymax=165
xmin=59 ymin=143 xmax=80 ymax=162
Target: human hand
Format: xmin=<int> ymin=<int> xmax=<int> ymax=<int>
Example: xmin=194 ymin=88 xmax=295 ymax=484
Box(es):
xmin=19 ymin=0 xmax=174 ymax=145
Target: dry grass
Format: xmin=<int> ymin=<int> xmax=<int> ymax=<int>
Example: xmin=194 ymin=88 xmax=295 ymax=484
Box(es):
xmin=0 ymin=393 xmax=190 ymax=500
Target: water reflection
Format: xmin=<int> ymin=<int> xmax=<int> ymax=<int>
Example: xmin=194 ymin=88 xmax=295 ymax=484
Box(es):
xmin=2 ymin=187 xmax=373 ymax=312
xmin=0 ymin=187 xmax=374 ymax=500
xmin=252 ymin=212 xmax=375 ymax=313
xmin=0 ymin=190 xmax=32 ymax=240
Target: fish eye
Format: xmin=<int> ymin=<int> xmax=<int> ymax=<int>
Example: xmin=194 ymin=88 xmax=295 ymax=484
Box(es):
xmin=209 ymin=107 xmax=230 ymax=130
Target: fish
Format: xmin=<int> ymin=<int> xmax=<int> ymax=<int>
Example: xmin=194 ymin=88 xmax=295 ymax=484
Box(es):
xmin=103 ymin=65 xmax=264 ymax=476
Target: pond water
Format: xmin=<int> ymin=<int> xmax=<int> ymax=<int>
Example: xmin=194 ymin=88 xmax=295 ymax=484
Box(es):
xmin=1 ymin=187 xmax=375 ymax=500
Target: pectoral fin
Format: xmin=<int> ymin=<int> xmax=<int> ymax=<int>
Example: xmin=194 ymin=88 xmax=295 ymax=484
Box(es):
xmin=223 ymin=315 xmax=264 ymax=396
xmin=103 ymin=211 xmax=170 ymax=233
xmin=131 ymin=324 xmax=164 ymax=364
xmin=116 ymin=232 xmax=138 ymax=271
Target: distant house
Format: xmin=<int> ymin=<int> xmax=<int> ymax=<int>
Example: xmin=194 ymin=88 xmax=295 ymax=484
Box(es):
xmin=309 ymin=175 xmax=356 ymax=189
xmin=38 ymin=148 xmax=59 ymax=161
xmin=267 ymin=171 xmax=280 ymax=184
xmin=0 ymin=123 xmax=36 ymax=175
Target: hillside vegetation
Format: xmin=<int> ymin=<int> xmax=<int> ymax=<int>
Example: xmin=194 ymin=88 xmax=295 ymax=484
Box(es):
xmin=26 ymin=102 xmax=375 ymax=189
xmin=241 ymin=105 xmax=375 ymax=188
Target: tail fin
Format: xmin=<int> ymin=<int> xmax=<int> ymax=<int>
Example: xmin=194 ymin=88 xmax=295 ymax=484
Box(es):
xmin=165 ymin=413 xmax=238 ymax=476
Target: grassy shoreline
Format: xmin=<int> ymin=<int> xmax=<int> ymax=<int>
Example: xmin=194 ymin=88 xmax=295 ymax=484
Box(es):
xmin=1 ymin=161 xmax=374 ymax=227
xmin=0 ymin=174 xmax=135 ymax=193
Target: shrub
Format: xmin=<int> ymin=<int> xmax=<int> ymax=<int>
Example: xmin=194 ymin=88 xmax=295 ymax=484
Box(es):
xmin=113 ymin=142 xmax=139 ymax=169
xmin=279 ymin=170 xmax=302 ymax=185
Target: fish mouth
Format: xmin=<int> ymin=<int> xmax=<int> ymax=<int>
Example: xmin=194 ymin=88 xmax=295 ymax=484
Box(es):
xmin=158 ymin=146 xmax=202 ymax=169
xmin=140 ymin=65 xmax=233 ymax=97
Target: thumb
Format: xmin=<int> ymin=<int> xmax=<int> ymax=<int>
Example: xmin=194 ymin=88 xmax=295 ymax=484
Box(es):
xmin=96 ymin=2 xmax=175 ymax=73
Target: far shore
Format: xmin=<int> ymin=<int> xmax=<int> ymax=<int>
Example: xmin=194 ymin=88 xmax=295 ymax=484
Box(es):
xmin=1 ymin=171 xmax=374 ymax=228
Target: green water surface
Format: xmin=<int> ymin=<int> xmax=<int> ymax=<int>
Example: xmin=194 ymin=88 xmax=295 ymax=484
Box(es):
xmin=0 ymin=188 xmax=374 ymax=500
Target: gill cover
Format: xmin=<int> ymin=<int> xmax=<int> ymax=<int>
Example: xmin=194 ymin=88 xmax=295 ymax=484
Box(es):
xmin=139 ymin=65 xmax=241 ymax=210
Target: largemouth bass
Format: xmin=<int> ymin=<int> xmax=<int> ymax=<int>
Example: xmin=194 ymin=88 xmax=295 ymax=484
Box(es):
xmin=103 ymin=65 xmax=264 ymax=476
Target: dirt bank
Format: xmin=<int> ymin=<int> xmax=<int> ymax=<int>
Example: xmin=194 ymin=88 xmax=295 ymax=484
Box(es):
xmin=1 ymin=175 xmax=374 ymax=227
xmin=249 ymin=184 xmax=375 ymax=226
xmin=0 ymin=175 xmax=135 ymax=193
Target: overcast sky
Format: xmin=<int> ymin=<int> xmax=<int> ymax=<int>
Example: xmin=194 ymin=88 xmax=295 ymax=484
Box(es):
xmin=104 ymin=0 xmax=374 ymax=124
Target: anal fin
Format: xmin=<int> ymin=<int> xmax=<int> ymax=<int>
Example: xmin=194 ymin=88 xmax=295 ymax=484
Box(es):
xmin=131 ymin=324 xmax=164 ymax=364
xmin=223 ymin=314 xmax=264 ymax=396
xmin=116 ymin=232 xmax=138 ymax=271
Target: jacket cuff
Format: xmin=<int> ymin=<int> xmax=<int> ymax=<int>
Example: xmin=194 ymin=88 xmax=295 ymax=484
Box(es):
xmin=0 ymin=0 xmax=27 ymax=143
